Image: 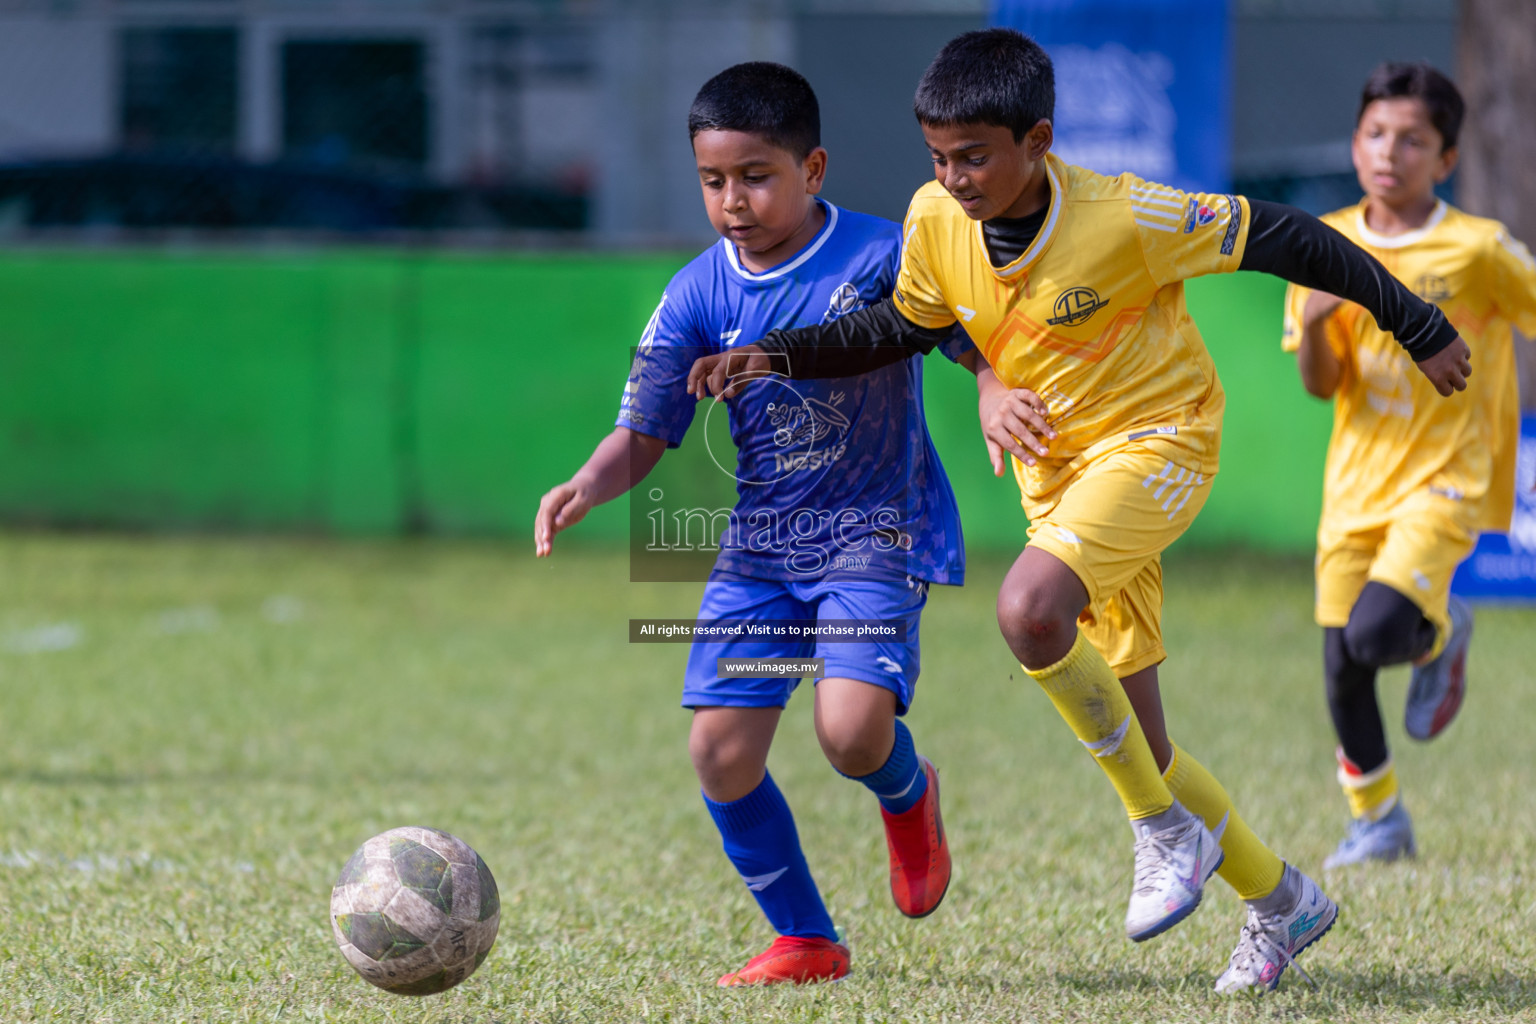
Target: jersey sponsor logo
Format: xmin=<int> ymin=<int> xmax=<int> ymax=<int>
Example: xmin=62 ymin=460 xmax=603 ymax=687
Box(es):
xmin=768 ymin=393 xmax=850 ymax=449
xmin=1182 ymin=197 xmax=1218 ymax=233
xmin=822 ymin=281 xmax=863 ymax=323
xmin=955 ymin=304 xmax=977 ymax=322
xmin=1047 ymin=286 xmax=1110 ymax=326
xmin=767 ymin=393 xmax=853 ymax=476
xmin=1414 ymin=274 xmax=1451 ymax=303
xmin=1220 ymin=195 xmax=1241 ymax=255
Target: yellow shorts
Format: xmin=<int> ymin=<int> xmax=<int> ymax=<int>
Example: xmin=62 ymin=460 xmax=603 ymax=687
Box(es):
xmin=1315 ymin=495 xmax=1478 ymax=646
xmin=1020 ymin=448 xmax=1213 ymax=678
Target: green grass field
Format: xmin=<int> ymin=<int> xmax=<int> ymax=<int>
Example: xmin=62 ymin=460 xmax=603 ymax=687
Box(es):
xmin=1 ymin=533 xmax=1532 ymax=1022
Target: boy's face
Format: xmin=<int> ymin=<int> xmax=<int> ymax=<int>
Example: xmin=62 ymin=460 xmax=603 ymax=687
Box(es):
xmin=922 ymin=119 xmax=1053 ymax=221
xmin=1352 ymin=97 xmax=1457 ymax=208
xmin=692 ymin=129 xmax=827 ymax=267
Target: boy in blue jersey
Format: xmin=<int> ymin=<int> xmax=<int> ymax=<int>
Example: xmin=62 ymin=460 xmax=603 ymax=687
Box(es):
xmin=534 ymin=62 xmax=980 ymax=986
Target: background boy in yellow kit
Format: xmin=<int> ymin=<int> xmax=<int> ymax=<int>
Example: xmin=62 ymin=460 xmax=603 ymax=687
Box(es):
xmin=688 ymin=28 xmax=1473 ymax=992
xmin=1283 ymin=62 xmax=1536 ymax=868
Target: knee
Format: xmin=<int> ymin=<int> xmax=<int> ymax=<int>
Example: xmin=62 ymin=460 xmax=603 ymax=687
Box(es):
xmin=816 ymin=718 xmax=889 ymax=778
xmin=688 ymin=729 xmax=754 ymax=793
xmin=1342 ymin=591 xmax=1423 ymax=668
xmin=996 ymin=578 xmax=1076 ymax=668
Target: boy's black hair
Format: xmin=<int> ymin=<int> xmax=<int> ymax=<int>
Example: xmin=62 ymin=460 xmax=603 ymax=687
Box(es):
xmin=914 ymin=28 xmax=1054 ymax=142
xmin=688 ymin=62 xmax=820 ymax=160
xmin=1358 ymin=61 xmax=1464 ymax=151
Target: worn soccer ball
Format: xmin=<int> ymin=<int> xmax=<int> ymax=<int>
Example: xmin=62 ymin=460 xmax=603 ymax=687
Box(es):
xmin=329 ymin=826 xmax=500 ymax=996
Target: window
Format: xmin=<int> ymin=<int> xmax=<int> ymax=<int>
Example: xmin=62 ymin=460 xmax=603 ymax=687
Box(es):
xmin=120 ymin=27 xmax=238 ymax=154
xmin=282 ymin=40 xmax=428 ymax=169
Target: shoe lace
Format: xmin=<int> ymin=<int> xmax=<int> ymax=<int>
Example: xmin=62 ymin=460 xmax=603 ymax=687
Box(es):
xmin=1131 ymin=827 xmax=1179 ymax=896
xmin=1227 ymin=909 xmax=1319 ymax=991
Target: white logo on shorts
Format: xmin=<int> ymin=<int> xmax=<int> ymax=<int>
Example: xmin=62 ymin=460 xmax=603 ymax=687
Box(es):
xmin=875 ymin=655 xmax=903 ymax=675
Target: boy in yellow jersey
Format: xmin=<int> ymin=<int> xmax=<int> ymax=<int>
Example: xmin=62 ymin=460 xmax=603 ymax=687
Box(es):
xmin=1282 ymin=63 xmax=1536 ymax=869
xmin=687 ymin=29 xmax=1472 ymax=992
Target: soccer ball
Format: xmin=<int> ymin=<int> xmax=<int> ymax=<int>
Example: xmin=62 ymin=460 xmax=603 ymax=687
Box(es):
xmin=329 ymin=826 xmax=500 ymax=996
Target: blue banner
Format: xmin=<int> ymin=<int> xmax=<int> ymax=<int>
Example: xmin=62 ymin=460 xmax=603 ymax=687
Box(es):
xmin=991 ymin=0 xmax=1231 ymax=193
xmin=1453 ymin=415 xmax=1536 ymax=603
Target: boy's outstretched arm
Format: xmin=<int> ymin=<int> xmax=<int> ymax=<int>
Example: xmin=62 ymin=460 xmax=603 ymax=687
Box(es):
xmin=688 ymin=298 xmax=948 ymax=399
xmin=534 ymin=427 xmax=667 ymax=556
xmin=1242 ymin=199 xmax=1471 ymax=395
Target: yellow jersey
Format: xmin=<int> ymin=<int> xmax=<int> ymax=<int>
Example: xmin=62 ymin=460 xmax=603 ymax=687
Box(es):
xmin=893 ymin=153 xmax=1252 ymax=501
xmin=1282 ymin=201 xmax=1536 ymax=533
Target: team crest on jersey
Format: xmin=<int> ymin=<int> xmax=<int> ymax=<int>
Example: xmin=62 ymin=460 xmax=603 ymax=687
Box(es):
xmin=1047 ymin=286 xmax=1110 ymax=327
xmin=822 ymin=281 xmax=864 ymax=323
xmin=1414 ymin=274 xmax=1451 ymax=303
xmin=1182 ymin=197 xmax=1217 ymax=233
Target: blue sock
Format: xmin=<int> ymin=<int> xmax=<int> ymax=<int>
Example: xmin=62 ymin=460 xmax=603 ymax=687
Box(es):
xmin=703 ymin=772 xmax=837 ymax=941
xmin=843 ymin=718 xmax=928 ymax=815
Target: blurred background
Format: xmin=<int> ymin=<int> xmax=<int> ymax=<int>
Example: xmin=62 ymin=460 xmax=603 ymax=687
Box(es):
xmin=0 ymin=0 xmax=1530 ymax=593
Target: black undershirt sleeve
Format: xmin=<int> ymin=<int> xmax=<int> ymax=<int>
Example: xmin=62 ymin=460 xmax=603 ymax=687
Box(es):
xmin=1240 ymin=198 xmax=1458 ymax=361
xmin=754 ymin=298 xmax=956 ymax=380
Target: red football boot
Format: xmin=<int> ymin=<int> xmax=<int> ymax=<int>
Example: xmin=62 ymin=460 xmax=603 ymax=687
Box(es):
xmin=716 ymin=935 xmax=851 ymax=987
xmin=880 ymin=755 xmax=951 ymax=918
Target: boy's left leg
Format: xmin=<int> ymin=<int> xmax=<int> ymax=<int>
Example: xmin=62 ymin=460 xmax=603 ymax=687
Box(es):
xmin=806 ymin=578 xmax=950 ymax=918
xmin=1000 ymin=450 xmax=1225 ymax=942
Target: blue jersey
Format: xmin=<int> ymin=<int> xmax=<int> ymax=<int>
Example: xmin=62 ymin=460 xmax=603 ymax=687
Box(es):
xmin=617 ymin=200 xmax=967 ymax=585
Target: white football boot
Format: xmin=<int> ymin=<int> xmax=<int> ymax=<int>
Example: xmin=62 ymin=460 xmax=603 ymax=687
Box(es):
xmin=1214 ymin=864 xmax=1338 ymax=994
xmin=1124 ymin=800 xmax=1224 ymax=942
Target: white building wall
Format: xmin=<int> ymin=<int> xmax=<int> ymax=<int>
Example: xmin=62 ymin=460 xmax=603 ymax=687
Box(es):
xmin=0 ymin=17 xmax=115 ymax=161
xmin=593 ymin=9 xmax=793 ymax=244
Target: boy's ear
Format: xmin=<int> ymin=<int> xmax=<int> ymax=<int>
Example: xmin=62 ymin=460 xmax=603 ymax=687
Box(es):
xmin=1436 ymin=145 xmax=1459 ymax=183
xmin=1025 ymin=119 xmax=1053 ymax=161
xmin=803 ymin=146 xmax=829 ymax=194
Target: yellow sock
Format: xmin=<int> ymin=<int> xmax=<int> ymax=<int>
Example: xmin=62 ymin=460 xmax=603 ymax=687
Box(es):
xmin=1337 ymin=751 xmax=1400 ymax=822
xmin=1162 ymin=743 xmax=1285 ymax=901
xmin=1027 ymin=631 xmax=1172 ymax=820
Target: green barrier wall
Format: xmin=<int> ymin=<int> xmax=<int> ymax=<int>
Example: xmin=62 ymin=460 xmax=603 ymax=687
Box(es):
xmin=0 ymin=250 xmax=1331 ymax=550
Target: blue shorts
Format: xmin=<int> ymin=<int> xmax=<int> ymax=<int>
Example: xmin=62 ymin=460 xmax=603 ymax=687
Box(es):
xmin=681 ymin=572 xmax=929 ymax=714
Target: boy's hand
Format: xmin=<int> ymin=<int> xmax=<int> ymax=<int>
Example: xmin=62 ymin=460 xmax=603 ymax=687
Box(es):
xmin=688 ymin=345 xmax=773 ymax=400
xmin=1415 ymin=335 xmax=1473 ymax=396
xmin=534 ymin=481 xmax=592 ymax=557
xmin=977 ymin=368 xmax=1054 ymax=475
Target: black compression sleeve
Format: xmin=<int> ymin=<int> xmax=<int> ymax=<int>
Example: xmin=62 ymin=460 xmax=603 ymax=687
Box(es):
xmin=754 ymin=298 xmax=956 ymax=379
xmin=1240 ymin=199 xmax=1458 ymax=361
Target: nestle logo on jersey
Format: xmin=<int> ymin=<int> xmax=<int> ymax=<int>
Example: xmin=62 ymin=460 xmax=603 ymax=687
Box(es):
xmin=1183 ymin=197 xmax=1217 ymax=233
xmin=774 ymin=442 xmax=848 ymax=475
xmin=1047 ymin=287 xmax=1109 ymax=327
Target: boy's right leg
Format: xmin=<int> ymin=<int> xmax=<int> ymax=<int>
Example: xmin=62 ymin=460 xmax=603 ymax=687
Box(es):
xmin=689 ymin=708 xmax=846 ymax=980
xmin=1314 ymin=517 xmax=1458 ymax=866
